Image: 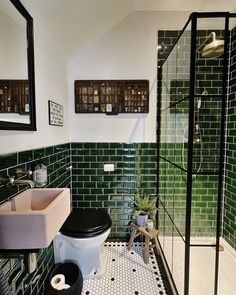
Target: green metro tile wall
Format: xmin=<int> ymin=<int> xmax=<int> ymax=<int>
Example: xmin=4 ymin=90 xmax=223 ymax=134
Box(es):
xmin=0 ymin=141 xmax=157 ymax=294
xmin=158 ymin=27 xmax=236 ymax=251
xmin=159 ymin=143 xmax=218 ymax=237
xmin=71 ymin=142 xmax=157 ymax=239
xmin=158 ymin=29 xmax=223 ymax=240
xmin=0 ymin=143 xmax=71 ymax=295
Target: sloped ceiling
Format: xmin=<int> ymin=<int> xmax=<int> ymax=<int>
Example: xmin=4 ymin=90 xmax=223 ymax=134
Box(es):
xmin=23 ymin=0 xmax=133 ymax=58
xmin=22 ymin=0 xmax=236 ymax=61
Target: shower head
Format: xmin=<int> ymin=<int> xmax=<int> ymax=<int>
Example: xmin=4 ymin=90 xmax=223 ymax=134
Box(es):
xmin=198 ymin=32 xmax=224 ymax=59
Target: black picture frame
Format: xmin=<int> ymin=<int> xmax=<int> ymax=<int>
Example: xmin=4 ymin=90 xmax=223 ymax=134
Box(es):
xmin=48 ymin=100 xmax=63 ymax=127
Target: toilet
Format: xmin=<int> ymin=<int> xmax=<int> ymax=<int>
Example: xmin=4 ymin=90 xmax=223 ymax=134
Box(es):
xmin=53 ymin=208 xmax=112 ymax=279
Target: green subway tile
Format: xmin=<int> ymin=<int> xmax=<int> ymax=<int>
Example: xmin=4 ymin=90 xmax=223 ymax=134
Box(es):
xmin=77 ymin=162 xmax=90 ymax=168
xmin=141 ymin=162 xmax=156 ymax=169
xmin=91 ymin=162 xmax=103 ymax=169
xmin=109 ymin=156 xmax=123 ymax=162
xmin=123 ymin=143 xmax=134 ymax=149
xmin=104 ymin=201 xmax=117 ymax=207
xmin=96 ymin=156 xmax=110 ymax=162
xmin=73 ymin=168 xmax=84 ymax=175
xmin=117 ymin=149 xmax=130 ymax=156
xmin=71 ymin=143 xmax=83 ymax=149
xmin=117 ymin=176 xmax=129 ymax=182
xmin=91 ymin=202 xmax=103 ymax=207
xmin=110 ymin=208 xmax=123 ymax=214
xmin=18 ymin=150 xmax=33 ymax=164
xmin=72 ymin=155 xmax=84 ymax=162
xmin=0 ymin=153 xmax=17 ymax=170
xmin=122 ymin=168 xmax=135 ymax=175
xmin=90 ymin=176 xmax=103 ymax=182
xmin=84 ymin=156 xmax=97 ymax=162
xmin=84 ymin=143 xmax=97 ymax=148
xmin=84 ymin=195 xmax=97 ymax=201
xmin=142 ymin=149 xmax=156 ymax=155
xmin=97 ymin=181 xmax=109 ymax=188
xmin=72 ymin=194 xmax=84 ymax=201
xmin=91 ymin=188 xmax=104 ymax=194
xmin=97 ymin=143 xmax=109 ymax=149
xmin=77 ymin=201 xmax=91 ymax=207
xmin=110 ymin=182 xmax=122 ymax=188
xmin=111 ymin=195 xmax=123 ymax=200
xmin=45 ymin=146 xmax=54 ymax=156
xmin=97 ymin=195 xmax=109 ymax=201
xmin=109 ymin=143 xmax=123 ymax=148
xmin=77 ymin=149 xmax=90 ymax=155
xmin=34 ymin=148 xmax=45 ymax=159
xmin=76 ymin=175 xmax=90 ymax=182
xmin=104 ymin=175 xmax=116 ymax=182
xmin=116 ymin=188 xmax=130 ymax=194
xmin=103 ymin=188 xmax=115 ymax=194
xmin=117 ymin=162 xmax=130 ymax=169
xmin=123 ymin=182 xmax=135 ymax=189
xmin=84 ymin=182 xmax=96 ymax=188
xmin=83 ymin=169 xmax=96 ymax=175
xmin=91 ymin=149 xmax=103 ymax=155
xmin=77 ymin=188 xmax=90 ymax=194
xmin=104 ymin=149 xmax=116 ymax=155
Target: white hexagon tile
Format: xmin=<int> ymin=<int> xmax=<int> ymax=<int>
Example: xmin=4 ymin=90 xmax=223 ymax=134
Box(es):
xmin=82 ymin=242 xmax=168 ymax=295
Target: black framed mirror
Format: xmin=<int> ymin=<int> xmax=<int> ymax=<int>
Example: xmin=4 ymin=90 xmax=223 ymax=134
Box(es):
xmin=0 ymin=0 xmax=36 ymax=130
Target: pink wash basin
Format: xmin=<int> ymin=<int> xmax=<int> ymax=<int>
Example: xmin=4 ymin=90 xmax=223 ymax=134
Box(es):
xmin=0 ymin=188 xmax=71 ymax=249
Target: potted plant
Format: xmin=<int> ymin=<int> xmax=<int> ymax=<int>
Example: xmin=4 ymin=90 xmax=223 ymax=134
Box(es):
xmin=131 ymin=193 xmax=157 ymax=227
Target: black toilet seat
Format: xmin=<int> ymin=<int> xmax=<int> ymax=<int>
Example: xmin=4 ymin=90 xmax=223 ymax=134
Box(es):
xmin=60 ymin=208 xmax=112 ymax=238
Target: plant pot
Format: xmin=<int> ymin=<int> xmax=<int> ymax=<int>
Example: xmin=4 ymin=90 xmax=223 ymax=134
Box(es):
xmin=136 ymin=215 xmax=148 ymax=227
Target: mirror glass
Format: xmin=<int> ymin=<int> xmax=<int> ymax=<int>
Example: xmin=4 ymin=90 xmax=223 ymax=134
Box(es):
xmin=0 ymin=0 xmax=36 ymax=130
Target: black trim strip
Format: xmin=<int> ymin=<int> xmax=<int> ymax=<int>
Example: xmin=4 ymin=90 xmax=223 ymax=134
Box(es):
xmin=159 ymin=200 xmax=186 ymax=242
xmin=214 ymin=14 xmax=230 ymax=295
xmin=161 ymin=94 xmax=223 ymax=113
xmin=159 ymin=156 xmax=187 ymax=173
xmin=183 ymin=15 xmax=197 ymax=295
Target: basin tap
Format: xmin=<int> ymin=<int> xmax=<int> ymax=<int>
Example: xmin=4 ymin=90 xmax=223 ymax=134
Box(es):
xmin=9 ymin=177 xmax=35 ymax=188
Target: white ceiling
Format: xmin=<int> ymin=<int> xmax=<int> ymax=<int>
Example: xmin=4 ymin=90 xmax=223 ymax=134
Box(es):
xmin=132 ymin=0 xmax=236 ymax=12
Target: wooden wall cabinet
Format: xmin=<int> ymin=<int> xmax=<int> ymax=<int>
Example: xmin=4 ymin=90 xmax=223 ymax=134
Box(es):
xmin=74 ymin=80 xmax=149 ymax=114
xmin=0 ymin=80 xmax=29 ymax=114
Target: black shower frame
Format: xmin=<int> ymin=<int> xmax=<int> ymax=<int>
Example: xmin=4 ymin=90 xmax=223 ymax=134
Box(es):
xmin=157 ymin=11 xmax=236 ymax=295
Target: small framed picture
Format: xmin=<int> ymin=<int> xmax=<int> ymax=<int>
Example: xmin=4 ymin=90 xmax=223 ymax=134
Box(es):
xmin=48 ymin=100 xmax=63 ymax=126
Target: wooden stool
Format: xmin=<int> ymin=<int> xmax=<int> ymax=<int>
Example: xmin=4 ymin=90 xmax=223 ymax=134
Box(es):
xmin=128 ymin=222 xmax=160 ymax=264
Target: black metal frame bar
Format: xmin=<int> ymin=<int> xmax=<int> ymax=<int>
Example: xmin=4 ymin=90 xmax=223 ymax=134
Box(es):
xmin=214 ymin=13 xmax=229 ymax=295
xmin=157 ymin=66 xmax=162 ymax=228
xmin=183 ymin=14 xmax=197 ymax=295
xmin=157 ymin=11 xmax=235 ymax=295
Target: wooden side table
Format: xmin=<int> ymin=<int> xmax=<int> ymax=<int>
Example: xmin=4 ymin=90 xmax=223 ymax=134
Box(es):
xmin=128 ymin=223 xmax=160 ymax=264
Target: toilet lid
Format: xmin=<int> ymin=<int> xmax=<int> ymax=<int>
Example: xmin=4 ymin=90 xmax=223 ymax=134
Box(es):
xmin=60 ymin=208 xmax=112 ymax=238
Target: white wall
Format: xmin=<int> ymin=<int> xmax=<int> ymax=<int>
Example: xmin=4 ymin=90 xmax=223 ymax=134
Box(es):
xmin=1 ymin=0 xmax=235 ymax=154
xmin=0 ymin=0 xmax=70 ymax=155
xmin=68 ymin=11 xmax=190 ymax=143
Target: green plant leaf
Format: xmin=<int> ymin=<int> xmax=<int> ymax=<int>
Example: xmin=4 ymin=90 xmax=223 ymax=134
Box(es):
xmin=131 ymin=193 xmax=157 ymax=218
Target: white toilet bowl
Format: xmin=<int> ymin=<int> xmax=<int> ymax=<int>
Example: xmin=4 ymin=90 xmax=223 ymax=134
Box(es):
xmin=53 ymin=208 xmax=112 ymax=279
